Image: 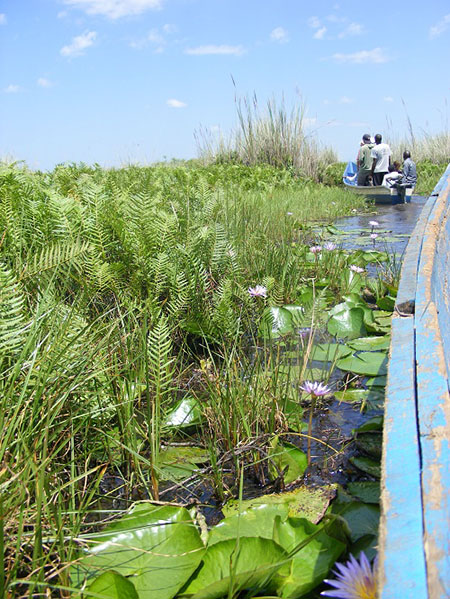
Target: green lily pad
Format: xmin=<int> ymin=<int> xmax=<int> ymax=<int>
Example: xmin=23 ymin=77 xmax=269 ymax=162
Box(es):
xmin=222 ymin=485 xmax=336 ymax=524
xmin=274 ymin=517 xmax=346 ymax=598
xmin=365 ymin=375 xmax=387 ymax=387
xmin=181 ymin=537 xmax=287 ymax=599
xmin=259 ymin=307 xmax=294 ymax=338
xmin=347 ymin=336 xmax=390 ymax=351
xmin=72 ymin=504 xmax=205 ymax=599
xmin=349 ymin=456 xmax=381 ymax=478
xmin=334 ymin=388 xmax=384 ymax=407
xmin=331 ymin=502 xmax=380 ymax=543
xmin=268 ymin=436 xmax=307 ymax=484
xmin=337 ymin=352 xmax=387 ymax=377
xmin=86 ymin=571 xmax=139 ymax=599
xmin=353 ymin=415 xmax=383 ymax=433
xmin=327 ymin=306 xmax=367 ymax=340
xmin=355 ymin=433 xmax=382 ymax=458
xmin=159 ymin=446 xmax=209 ymax=481
xmin=376 ymin=296 xmax=395 ymax=311
xmin=309 ymin=343 xmax=352 ymax=362
xmin=164 ymin=396 xmax=203 ymax=429
xmin=347 ymin=482 xmax=380 ymax=504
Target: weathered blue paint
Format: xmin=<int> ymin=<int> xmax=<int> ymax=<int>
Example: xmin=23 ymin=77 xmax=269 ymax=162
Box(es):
xmin=379 ymin=164 xmax=450 ymax=598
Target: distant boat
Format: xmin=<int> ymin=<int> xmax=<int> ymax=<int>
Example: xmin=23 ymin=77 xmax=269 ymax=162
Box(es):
xmin=342 ymin=161 xmax=412 ymax=204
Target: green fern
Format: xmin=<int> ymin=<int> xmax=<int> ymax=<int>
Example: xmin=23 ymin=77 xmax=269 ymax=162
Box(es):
xmin=0 ymin=262 xmax=27 ymax=353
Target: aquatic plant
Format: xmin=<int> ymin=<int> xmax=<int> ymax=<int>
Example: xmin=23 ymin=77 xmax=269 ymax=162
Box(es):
xmin=321 ymin=552 xmax=378 ymax=599
xmin=300 ymin=380 xmax=332 ymax=465
xmin=248 ymin=284 xmax=268 ymax=298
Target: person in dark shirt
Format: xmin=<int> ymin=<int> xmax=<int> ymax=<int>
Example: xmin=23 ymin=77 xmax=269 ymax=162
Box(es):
xmin=394 ymin=150 xmax=417 ymax=203
xmin=356 ymin=133 xmax=374 ymax=185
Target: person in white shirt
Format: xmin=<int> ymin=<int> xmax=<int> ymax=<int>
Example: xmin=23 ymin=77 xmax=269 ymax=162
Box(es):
xmin=382 ymin=161 xmax=402 ymax=187
xmin=370 ymin=134 xmax=392 ymax=186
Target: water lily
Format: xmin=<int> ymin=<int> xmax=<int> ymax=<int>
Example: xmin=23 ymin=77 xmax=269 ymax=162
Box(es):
xmin=300 ymin=380 xmax=332 ymax=465
xmin=300 ymin=380 xmax=331 ymax=397
xmin=310 ymin=245 xmax=322 ymax=254
xmin=370 ymin=233 xmax=378 ymax=240
xmin=324 ymin=242 xmax=337 ymax=251
xmin=248 ymin=285 xmax=267 ymax=298
xmin=369 ymin=220 xmax=379 ymax=227
xmin=349 ymin=265 xmax=364 ymax=273
xmin=321 ymin=552 xmax=377 ymax=599
xmin=287 ymin=211 xmax=293 ymax=216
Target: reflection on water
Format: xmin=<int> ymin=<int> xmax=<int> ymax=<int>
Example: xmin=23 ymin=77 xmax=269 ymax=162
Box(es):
xmin=334 ymin=195 xmax=427 ymax=257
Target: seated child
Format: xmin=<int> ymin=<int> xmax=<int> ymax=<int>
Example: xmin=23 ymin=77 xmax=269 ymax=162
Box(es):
xmin=382 ymin=162 xmax=402 ymax=188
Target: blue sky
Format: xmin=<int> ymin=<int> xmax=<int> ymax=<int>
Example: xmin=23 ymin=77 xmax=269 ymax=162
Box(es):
xmin=1 ymin=0 xmax=449 ymax=170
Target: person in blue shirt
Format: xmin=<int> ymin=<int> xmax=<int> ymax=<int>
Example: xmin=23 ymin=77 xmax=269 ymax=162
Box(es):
xmin=395 ymin=150 xmax=417 ymax=203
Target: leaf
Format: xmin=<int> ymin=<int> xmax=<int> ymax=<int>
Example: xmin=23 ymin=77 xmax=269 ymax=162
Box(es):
xmin=349 ymin=456 xmax=381 ymax=478
xmin=355 ymin=433 xmax=382 ymax=458
xmin=274 ymin=518 xmax=346 ymax=598
xmin=332 ymin=502 xmax=380 ymax=543
xmin=309 ymin=343 xmax=352 ymax=362
xmin=334 ymin=388 xmax=384 ymax=403
xmin=268 ymin=436 xmax=307 ymax=484
xmin=282 ymin=305 xmax=305 ymax=326
xmin=347 ymin=335 xmax=390 ymax=351
xmin=337 ymin=352 xmax=387 ymax=376
xmin=163 ymin=396 xmax=203 ymax=430
xmin=327 ymin=306 xmax=367 ymax=339
xmin=181 ymin=537 xmax=287 ymax=599
xmin=346 ymin=482 xmax=380 ymax=504
xmin=71 ymin=503 xmax=205 ymax=599
xmin=159 ymin=446 xmax=209 ymax=482
xmin=376 ymin=296 xmax=395 ymax=311
xmin=222 ymin=485 xmax=336 ymax=524
xmin=85 ymin=571 xmax=139 ymax=599
xmin=259 ymin=306 xmax=294 ymax=339
xmin=353 ymin=415 xmax=383 ymax=433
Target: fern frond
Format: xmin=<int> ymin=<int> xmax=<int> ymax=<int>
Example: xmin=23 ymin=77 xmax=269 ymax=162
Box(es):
xmin=0 ymin=262 xmax=27 ymax=352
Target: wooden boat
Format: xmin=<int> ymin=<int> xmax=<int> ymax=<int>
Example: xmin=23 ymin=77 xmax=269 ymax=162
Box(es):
xmin=342 ymin=161 xmax=413 ymax=204
xmin=378 ymin=163 xmax=450 ymax=598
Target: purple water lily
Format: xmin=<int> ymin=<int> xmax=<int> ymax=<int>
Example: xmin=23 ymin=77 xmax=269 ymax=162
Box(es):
xmin=248 ymin=285 xmax=267 ymax=298
xmin=324 ymin=242 xmax=337 ymax=251
xmin=321 ymin=552 xmax=377 ymax=599
xmin=300 ymin=381 xmax=331 ymax=397
xmin=310 ymin=245 xmax=322 ymax=254
xmin=349 ymin=265 xmax=365 ymax=274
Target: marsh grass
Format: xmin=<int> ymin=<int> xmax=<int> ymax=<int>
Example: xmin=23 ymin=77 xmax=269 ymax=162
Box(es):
xmin=196 ymin=93 xmax=337 ymax=180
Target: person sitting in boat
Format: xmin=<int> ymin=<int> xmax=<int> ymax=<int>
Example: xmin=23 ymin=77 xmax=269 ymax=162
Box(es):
xmin=370 ymin=134 xmax=392 ymax=186
xmin=356 ymin=133 xmax=374 ymax=186
xmin=393 ymin=151 xmax=417 ymax=202
xmin=382 ymin=161 xmax=402 ymax=188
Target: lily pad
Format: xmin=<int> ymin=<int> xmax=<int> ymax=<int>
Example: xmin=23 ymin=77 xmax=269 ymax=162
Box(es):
xmin=309 ymin=343 xmax=352 ymax=362
xmin=259 ymin=307 xmax=294 ymax=339
xmin=337 ymin=352 xmax=387 ymax=377
xmin=334 ymin=388 xmax=384 ymax=407
xmin=181 ymin=537 xmax=287 ymax=599
xmin=86 ymin=570 xmax=139 ymax=599
xmin=347 ymin=482 xmax=380 ymax=504
xmin=349 ymin=456 xmax=381 ymax=478
xmin=223 ymin=485 xmax=336 ymax=524
xmin=327 ymin=306 xmax=367 ymax=340
xmin=268 ymin=436 xmax=307 ymax=484
xmin=347 ymin=336 xmax=390 ymax=351
xmin=355 ymin=433 xmax=382 ymax=458
xmin=164 ymin=396 xmax=203 ymax=429
xmin=72 ymin=504 xmax=205 ymax=599
xmin=159 ymin=446 xmax=209 ymax=481
xmin=331 ymin=502 xmax=380 ymax=543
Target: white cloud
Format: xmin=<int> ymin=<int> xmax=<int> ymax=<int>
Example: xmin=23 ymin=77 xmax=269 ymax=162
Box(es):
xmin=331 ymin=47 xmax=390 ymax=64
xmin=4 ymin=84 xmax=20 ymax=93
xmin=339 ymin=96 xmax=353 ymax=104
xmin=130 ymin=24 xmax=176 ymax=51
xmin=384 ymin=96 xmax=394 ymax=102
xmin=270 ymin=27 xmax=289 ymax=43
xmin=60 ymin=31 xmax=97 ymax=57
xmin=338 ymin=22 xmax=363 ymax=38
xmin=167 ymin=98 xmax=186 ymax=108
xmin=184 ymin=45 xmax=245 ymax=56
xmin=0 ymin=13 xmax=6 ymax=25
xmin=162 ymin=23 xmax=177 ymax=34
xmin=37 ymin=78 xmax=53 ymax=88
xmin=63 ymin=0 xmax=163 ymax=19
xmin=308 ymin=16 xmax=321 ymax=29
xmin=314 ymin=27 xmax=327 ymax=40
xmin=429 ymin=14 xmax=450 ymax=38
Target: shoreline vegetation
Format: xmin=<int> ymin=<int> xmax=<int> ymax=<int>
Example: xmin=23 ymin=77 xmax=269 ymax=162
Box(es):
xmin=1 ymin=101 xmax=448 ymax=597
